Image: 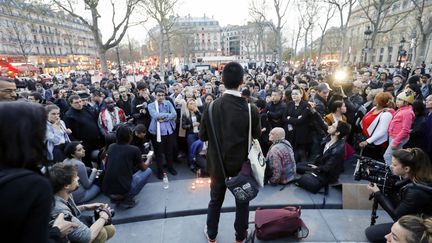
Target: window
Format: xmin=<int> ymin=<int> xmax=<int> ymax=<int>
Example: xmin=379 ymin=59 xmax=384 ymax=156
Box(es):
xmin=387 ymin=46 xmax=393 ymax=63
xmin=379 ymin=48 xmax=384 ymax=62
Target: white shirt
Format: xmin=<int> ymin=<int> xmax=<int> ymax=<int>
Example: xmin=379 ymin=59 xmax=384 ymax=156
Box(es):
xmin=224 ymin=89 xmax=241 ymax=97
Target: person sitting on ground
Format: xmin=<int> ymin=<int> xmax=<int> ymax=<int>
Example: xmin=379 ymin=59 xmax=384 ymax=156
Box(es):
xmin=130 ymin=124 xmax=151 ymax=155
xmin=385 ymin=215 xmax=432 ymax=243
xmin=46 ymin=104 xmax=71 ymax=163
xmin=265 ymin=127 xmax=297 ymax=185
xmin=49 ymin=162 xmax=116 ymax=243
xmin=63 ymin=142 xmax=101 ymax=204
xmin=102 ymin=125 xmax=153 ymax=208
xmin=296 ymin=121 xmax=351 ymax=193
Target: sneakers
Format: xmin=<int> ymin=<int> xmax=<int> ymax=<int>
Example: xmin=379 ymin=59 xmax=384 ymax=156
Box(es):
xmin=204 ymin=225 xmax=216 ymax=243
xmin=118 ymin=198 xmax=138 ymax=209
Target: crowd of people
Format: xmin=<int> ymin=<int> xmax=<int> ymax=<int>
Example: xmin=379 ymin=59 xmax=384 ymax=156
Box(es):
xmin=1 ymin=60 xmax=432 ymax=242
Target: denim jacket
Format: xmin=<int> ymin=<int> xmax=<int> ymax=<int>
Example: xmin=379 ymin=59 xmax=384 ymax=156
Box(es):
xmin=147 ymin=100 xmax=177 ymax=135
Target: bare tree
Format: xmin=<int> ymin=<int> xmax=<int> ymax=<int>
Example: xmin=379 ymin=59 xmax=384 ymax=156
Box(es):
xmin=0 ymin=0 xmax=40 ymax=71
xmin=51 ymin=0 xmax=141 ymax=74
xmin=317 ymin=3 xmax=336 ymax=65
xmin=326 ymin=0 xmax=356 ymax=64
xmin=358 ymin=0 xmax=412 ymax=63
xmin=293 ymin=19 xmax=303 ymax=61
xmin=249 ymin=0 xmax=290 ymax=65
xmin=297 ymin=0 xmax=319 ymax=63
xmin=140 ymin=0 xmax=178 ymax=80
xmin=411 ymin=0 xmax=432 ymax=65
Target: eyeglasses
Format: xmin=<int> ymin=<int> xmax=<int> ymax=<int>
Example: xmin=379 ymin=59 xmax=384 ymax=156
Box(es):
xmin=0 ymin=89 xmax=16 ymax=93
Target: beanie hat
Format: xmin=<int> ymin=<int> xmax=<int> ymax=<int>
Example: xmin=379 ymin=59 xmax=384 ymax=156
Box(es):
xmin=397 ymin=90 xmax=415 ymax=104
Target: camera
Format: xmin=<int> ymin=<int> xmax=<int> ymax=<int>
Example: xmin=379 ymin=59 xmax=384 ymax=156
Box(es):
xmin=94 ymin=207 xmax=115 ymax=225
xmin=353 ymin=155 xmax=402 ymax=194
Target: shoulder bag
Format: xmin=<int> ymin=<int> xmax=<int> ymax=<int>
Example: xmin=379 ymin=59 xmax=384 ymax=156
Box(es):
xmin=208 ymin=101 xmax=259 ymax=203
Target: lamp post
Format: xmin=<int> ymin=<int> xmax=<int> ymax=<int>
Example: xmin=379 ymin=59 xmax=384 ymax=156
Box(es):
xmin=397 ymin=37 xmax=406 ymax=67
xmin=363 ymin=26 xmax=373 ymax=65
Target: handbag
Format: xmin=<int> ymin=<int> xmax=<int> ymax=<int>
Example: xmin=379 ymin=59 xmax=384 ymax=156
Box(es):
xmin=208 ymin=102 xmax=259 ymax=203
xmin=251 ymin=206 xmax=309 ymax=241
xmin=247 ymin=104 xmax=266 ymax=188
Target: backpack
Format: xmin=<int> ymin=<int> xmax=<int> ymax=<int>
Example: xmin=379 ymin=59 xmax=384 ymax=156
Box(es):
xmin=251 ymin=206 xmax=309 ymax=242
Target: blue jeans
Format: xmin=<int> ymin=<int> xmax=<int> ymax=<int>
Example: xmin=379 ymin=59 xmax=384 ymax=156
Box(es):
xmin=187 ymin=133 xmax=199 ymax=166
xmin=127 ymin=168 xmax=152 ymax=199
xmin=383 ymin=137 xmax=408 ymax=165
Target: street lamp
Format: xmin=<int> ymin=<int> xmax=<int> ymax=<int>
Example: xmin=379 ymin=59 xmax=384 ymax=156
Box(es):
xmin=363 ymin=26 xmax=373 ymax=65
xmin=397 ymin=37 xmax=406 ymax=67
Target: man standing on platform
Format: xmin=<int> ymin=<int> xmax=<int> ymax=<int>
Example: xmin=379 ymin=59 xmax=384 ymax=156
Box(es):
xmin=199 ymin=62 xmax=261 ymax=243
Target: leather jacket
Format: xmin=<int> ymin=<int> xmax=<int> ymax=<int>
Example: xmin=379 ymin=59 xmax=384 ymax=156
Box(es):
xmin=375 ymin=179 xmax=432 ymax=221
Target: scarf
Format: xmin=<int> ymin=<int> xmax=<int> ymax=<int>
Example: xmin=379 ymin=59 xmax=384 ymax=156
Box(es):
xmin=103 ymin=108 xmax=120 ymax=132
xmin=155 ymin=102 xmax=162 ymax=142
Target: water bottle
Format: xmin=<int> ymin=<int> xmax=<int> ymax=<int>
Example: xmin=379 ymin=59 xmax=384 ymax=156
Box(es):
xmin=163 ymin=173 xmax=169 ymax=189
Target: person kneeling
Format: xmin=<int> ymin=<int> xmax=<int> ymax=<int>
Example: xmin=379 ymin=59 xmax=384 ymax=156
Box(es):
xmin=266 ymin=127 xmax=297 ymax=185
xmin=296 ymin=121 xmax=351 ymax=193
xmin=49 ymin=163 xmax=116 ymax=243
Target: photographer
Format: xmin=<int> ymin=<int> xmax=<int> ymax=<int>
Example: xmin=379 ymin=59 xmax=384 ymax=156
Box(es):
xmin=49 ymin=162 xmax=116 ymax=243
xmin=365 ymin=148 xmax=432 ymax=242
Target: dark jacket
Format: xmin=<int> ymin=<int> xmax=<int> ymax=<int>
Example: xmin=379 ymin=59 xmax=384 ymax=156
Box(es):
xmin=64 ymin=106 xmax=103 ymax=149
xmin=131 ymin=95 xmax=154 ymax=128
xmin=283 ymin=100 xmax=311 ymax=146
xmin=313 ymin=138 xmax=345 ymax=183
xmin=374 ymin=180 xmax=432 ymax=221
xmin=116 ymin=96 xmax=133 ymax=117
xmin=199 ymin=94 xmax=261 ymax=180
xmin=404 ymin=114 xmax=427 ymax=150
xmin=182 ymin=111 xmax=202 ymax=134
xmin=312 ymin=94 xmax=328 ymax=117
xmin=345 ymin=93 xmax=365 ymax=125
xmin=266 ymin=101 xmax=286 ymax=128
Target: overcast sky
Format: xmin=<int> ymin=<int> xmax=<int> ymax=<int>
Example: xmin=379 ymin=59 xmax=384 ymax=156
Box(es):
xmin=62 ymin=0 xmax=340 ymax=46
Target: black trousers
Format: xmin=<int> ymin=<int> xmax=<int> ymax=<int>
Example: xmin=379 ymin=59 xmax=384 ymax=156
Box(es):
xmin=151 ymin=133 xmax=176 ymax=171
xmin=206 ymin=175 xmax=249 ymax=241
xmin=365 ymin=222 xmax=392 ymax=243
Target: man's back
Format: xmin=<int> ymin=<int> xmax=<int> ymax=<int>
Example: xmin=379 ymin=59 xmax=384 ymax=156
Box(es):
xmin=199 ymin=94 xmax=261 ymax=179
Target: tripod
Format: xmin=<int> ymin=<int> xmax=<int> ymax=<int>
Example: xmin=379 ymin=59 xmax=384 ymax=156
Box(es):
xmin=369 ymin=193 xmax=379 ymax=226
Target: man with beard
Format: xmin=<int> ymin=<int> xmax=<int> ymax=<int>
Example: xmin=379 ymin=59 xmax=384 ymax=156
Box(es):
xmin=98 ymin=97 xmax=126 ymax=136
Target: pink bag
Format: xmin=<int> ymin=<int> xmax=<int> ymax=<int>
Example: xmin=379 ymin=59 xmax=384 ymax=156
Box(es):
xmin=252 ymin=206 xmax=309 ymax=241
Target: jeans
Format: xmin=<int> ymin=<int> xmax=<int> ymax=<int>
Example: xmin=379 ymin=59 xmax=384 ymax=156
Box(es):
xmin=206 ymin=175 xmax=249 ymax=241
xmin=383 ymin=137 xmax=408 ymax=165
xmin=365 ymin=223 xmax=392 ymax=243
xmin=186 ymin=133 xmax=199 ymax=166
xmin=74 ymin=184 xmax=101 ymax=204
xmin=127 ymin=168 xmax=152 ymax=199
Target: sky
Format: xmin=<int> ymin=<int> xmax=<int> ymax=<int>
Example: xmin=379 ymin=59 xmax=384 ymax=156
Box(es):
xmin=54 ymin=0 xmax=341 ymax=46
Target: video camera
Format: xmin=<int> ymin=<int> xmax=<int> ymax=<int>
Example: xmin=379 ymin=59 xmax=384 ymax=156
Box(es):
xmin=353 ymin=155 xmax=402 ymax=194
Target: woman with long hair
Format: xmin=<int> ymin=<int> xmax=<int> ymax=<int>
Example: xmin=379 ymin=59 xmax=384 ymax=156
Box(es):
xmin=385 ymin=215 xmax=432 ymax=243
xmin=181 ymin=98 xmax=202 ymax=171
xmin=365 ymin=148 xmax=432 ymax=242
xmin=63 ymin=142 xmax=101 ymax=204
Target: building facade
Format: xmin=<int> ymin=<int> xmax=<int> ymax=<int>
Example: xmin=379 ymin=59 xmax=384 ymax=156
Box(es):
xmin=345 ymin=0 xmax=432 ymax=66
xmin=0 ymin=0 xmax=97 ymax=75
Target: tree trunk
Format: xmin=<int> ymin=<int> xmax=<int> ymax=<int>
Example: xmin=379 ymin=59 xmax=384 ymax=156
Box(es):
xmin=415 ymin=34 xmax=428 ymax=66
xmin=277 ymin=29 xmax=282 ymax=65
xmin=159 ymin=27 xmax=165 ymax=81
xmin=98 ymin=44 xmax=109 ymax=75
xmin=339 ymin=27 xmax=347 ymax=65
xmin=317 ymin=34 xmax=325 ymax=65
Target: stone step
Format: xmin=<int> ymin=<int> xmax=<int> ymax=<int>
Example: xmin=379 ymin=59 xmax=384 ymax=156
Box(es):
xmin=89 ymin=178 xmax=343 ymax=225
xmin=108 ymin=209 xmax=392 ymax=243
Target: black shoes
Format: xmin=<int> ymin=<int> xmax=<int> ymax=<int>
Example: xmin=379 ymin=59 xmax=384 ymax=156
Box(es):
xmin=156 ymin=169 xmax=164 ymax=180
xmin=168 ymin=167 xmax=177 ymax=176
